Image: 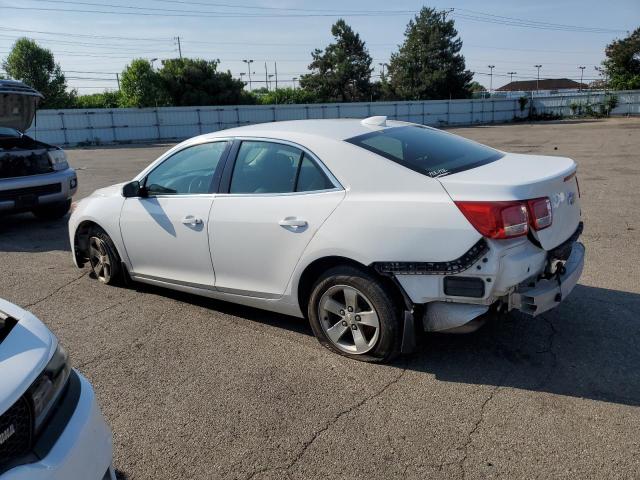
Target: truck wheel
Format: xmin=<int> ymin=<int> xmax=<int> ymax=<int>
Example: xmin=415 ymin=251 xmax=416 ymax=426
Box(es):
xmin=32 ymin=200 xmax=71 ymax=220
xmin=307 ymin=265 xmax=401 ymax=363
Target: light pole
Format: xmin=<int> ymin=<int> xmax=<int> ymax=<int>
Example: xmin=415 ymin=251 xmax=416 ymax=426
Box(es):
xmin=488 ymin=65 xmax=495 ymax=94
xmin=534 ymin=65 xmax=542 ymax=94
xmin=242 ymin=59 xmax=254 ymax=91
xmin=507 ymin=71 xmax=517 ymax=84
xmin=578 ymin=66 xmax=585 ymax=91
xmin=268 ymin=74 xmax=274 ymax=91
xmin=239 ymin=72 xmax=246 ymax=86
xmin=378 ymin=62 xmax=388 ymax=79
xmin=150 ymin=58 xmax=158 ymax=70
xmin=292 ymin=77 xmax=298 ymax=89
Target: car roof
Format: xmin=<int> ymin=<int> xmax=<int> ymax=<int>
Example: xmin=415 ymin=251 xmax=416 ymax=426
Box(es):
xmin=200 ymin=118 xmax=411 ymax=143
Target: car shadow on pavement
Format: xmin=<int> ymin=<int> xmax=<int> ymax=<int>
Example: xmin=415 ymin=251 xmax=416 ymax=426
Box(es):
xmin=408 ymin=284 xmax=640 ymax=407
xmin=133 ymin=280 xmax=639 ymax=407
xmin=0 ymin=213 xmax=71 ymax=252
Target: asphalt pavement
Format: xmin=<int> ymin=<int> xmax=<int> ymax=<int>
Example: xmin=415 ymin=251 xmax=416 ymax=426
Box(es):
xmin=1 ymin=118 xmax=638 ymax=479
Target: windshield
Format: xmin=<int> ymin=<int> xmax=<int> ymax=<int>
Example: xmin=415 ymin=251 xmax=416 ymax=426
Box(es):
xmin=0 ymin=127 xmax=20 ymax=138
xmin=346 ymin=125 xmax=503 ymax=178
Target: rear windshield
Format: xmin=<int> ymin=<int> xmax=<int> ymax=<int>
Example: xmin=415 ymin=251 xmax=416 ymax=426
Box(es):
xmin=346 ymin=125 xmax=503 ymax=178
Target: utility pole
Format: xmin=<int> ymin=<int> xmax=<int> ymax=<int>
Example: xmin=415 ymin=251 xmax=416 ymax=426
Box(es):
xmin=116 ymin=73 xmax=120 ymax=90
xmin=268 ymin=75 xmax=274 ymax=91
xmin=378 ymin=62 xmax=388 ymax=78
xmin=243 ymin=59 xmax=254 ymax=91
xmin=274 ymin=62 xmax=278 ymax=91
xmin=578 ymin=66 xmax=585 ymax=92
xmin=264 ymin=62 xmax=269 ymax=91
xmin=534 ymin=64 xmax=542 ymax=94
xmin=174 ymin=36 xmax=182 ymax=59
xmin=507 ymin=71 xmax=517 ymax=84
xmin=488 ymin=65 xmax=495 ymax=94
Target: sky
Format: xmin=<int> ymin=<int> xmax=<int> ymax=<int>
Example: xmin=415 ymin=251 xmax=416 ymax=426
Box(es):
xmin=0 ymin=0 xmax=638 ymax=95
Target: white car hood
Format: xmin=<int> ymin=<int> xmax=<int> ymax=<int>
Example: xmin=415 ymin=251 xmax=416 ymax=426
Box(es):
xmin=0 ymin=298 xmax=56 ymax=415
xmin=91 ymin=182 xmax=126 ymax=198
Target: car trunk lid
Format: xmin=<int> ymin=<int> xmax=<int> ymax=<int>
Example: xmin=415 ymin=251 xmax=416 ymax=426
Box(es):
xmin=438 ymin=152 xmax=581 ymax=250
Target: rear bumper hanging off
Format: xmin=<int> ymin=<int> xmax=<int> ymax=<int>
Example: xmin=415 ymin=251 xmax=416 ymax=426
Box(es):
xmin=510 ymin=242 xmax=585 ymax=316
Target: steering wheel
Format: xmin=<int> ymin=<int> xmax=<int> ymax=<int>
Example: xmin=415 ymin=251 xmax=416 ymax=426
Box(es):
xmin=187 ymin=176 xmax=209 ymax=194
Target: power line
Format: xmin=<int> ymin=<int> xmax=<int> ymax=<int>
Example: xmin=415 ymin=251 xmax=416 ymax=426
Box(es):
xmin=5 ymin=3 xmax=630 ymax=33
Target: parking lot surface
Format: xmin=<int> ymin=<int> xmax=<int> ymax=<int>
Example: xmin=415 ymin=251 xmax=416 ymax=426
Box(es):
xmin=1 ymin=118 xmax=639 ymax=479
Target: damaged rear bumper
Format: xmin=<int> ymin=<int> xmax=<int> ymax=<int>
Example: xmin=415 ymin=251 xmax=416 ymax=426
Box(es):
xmin=509 ymin=242 xmax=585 ymax=316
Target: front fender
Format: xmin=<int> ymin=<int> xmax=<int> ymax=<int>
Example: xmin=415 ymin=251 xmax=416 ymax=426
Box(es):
xmin=68 ymin=193 xmax=127 ymax=268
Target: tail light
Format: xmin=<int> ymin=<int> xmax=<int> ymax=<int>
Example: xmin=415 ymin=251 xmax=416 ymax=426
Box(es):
xmin=527 ymin=197 xmax=553 ymax=230
xmin=455 ymin=201 xmax=529 ymax=239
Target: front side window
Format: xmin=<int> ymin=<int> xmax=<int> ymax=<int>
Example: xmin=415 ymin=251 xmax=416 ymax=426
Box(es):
xmin=145 ymin=141 xmax=228 ymax=195
xmin=346 ymin=126 xmax=503 ymax=178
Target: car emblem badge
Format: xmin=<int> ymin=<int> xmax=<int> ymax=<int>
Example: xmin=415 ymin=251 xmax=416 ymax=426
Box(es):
xmin=0 ymin=424 xmax=16 ymax=446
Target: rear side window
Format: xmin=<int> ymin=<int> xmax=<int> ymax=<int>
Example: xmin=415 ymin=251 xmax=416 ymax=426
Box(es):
xmin=296 ymin=154 xmax=334 ymax=192
xmin=229 ymin=141 xmax=335 ymax=194
xmin=346 ymin=126 xmax=503 ymax=178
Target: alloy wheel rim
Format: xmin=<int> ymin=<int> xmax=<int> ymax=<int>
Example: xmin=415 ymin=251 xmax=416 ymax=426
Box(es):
xmin=89 ymin=237 xmax=111 ymax=283
xmin=318 ymin=285 xmax=380 ymax=355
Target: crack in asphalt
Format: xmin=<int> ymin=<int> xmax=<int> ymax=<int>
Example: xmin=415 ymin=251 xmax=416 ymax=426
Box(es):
xmin=534 ymin=315 xmax=560 ymax=390
xmin=244 ymin=363 xmax=408 ymax=480
xmin=458 ymin=383 xmax=501 ymax=480
xmin=23 ymin=270 xmax=89 ymax=308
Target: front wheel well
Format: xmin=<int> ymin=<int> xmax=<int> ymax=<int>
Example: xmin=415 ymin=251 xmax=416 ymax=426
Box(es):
xmin=296 ymin=256 xmax=409 ymax=318
xmin=74 ymin=220 xmax=107 ymax=265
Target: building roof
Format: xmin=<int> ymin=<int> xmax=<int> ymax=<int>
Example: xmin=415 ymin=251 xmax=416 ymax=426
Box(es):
xmin=496 ymin=78 xmax=588 ymax=92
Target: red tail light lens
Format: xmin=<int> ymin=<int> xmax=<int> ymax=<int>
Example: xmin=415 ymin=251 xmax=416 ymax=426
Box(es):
xmin=527 ymin=197 xmax=553 ymax=230
xmin=455 ymin=201 xmax=529 ymax=239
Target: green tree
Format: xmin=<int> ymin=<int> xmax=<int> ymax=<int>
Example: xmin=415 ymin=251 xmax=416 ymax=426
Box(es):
xmin=299 ymin=19 xmax=373 ymax=102
xmin=119 ymin=59 xmax=167 ymax=108
xmin=2 ymin=38 xmax=75 ymax=108
xmin=158 ymin=58 xmax=246 ymax=106
xmin=468 ymin=81 xmax=486 ymax=93
xmin=602 ymin=27 xmax=640 ymax=90
xmin=387 ymin=8 xmax=473 ymax=100
xmin=258 ymin=87 xmax=317 ymax=105
xmin=73 ymin=91 xmax=121 ymax=109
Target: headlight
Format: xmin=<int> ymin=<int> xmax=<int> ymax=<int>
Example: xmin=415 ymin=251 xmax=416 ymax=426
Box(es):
xmin=27 ymin=344 xmax=71 ymax=434
xmin=47 ymin=149 xmax=69 ymax=171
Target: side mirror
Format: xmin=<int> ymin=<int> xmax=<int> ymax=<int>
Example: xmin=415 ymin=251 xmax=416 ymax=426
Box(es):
xmin=122 ymin=180 xmax=143 ymax=198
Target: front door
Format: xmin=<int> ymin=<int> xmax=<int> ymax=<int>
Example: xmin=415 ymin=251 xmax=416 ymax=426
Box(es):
xmin=120 ymin=141 xmax=229 ymax=287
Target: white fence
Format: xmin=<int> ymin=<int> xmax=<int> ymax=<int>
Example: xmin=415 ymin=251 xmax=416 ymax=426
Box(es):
xmin=26 ymin=90 xmax=640 ymax=147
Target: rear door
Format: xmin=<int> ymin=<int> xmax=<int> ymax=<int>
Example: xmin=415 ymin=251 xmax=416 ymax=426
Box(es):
xmin=209 ymin=139 xmax=344 ymax=298
xmin=120 ymin=141 xmax=230 ymax=287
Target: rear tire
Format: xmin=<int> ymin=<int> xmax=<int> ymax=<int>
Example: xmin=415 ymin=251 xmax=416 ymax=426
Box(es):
xmin=87 ymin=229 xmax=122 ymax=285
xmin=307 ymin=265 xmax=401 ymax=363
xmin=32 ymin=199 xmax=71 ymax=220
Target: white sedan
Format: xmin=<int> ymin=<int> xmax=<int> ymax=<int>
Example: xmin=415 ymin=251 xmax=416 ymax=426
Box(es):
xmin=69 ymin=117 xmax=584 ymax=362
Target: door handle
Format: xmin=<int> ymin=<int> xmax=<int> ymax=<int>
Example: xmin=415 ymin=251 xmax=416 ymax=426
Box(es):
xmin=279 ymin=217 xmax=308 ymax=228
xmin=182 ymin=215 xmax=203 ymax=225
